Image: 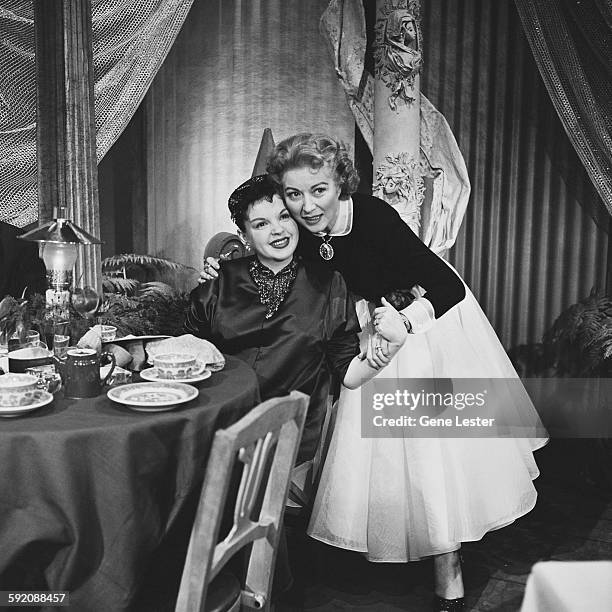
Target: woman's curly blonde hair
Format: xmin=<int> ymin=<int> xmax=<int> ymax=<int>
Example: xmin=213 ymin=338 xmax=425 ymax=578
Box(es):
xmin=266 ymin=133 xmax=360 ymax=198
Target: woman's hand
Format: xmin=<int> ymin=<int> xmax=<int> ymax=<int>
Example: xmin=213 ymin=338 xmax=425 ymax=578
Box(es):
xmin=359 ymin=297 xmax=408 ymax=369
xmin=373 ymin=297 xmax=409 ymax=345
xmin=198 ymin=257 xmax=220 ymax=284
xmin=360 ymin=332 xmax=392 ymax=370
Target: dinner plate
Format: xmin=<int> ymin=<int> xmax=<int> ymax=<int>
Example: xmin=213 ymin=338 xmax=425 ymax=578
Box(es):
xmin=0 ymin=390 xmax=53 ymax=418
xmin=102 ymin=334 xmax=170 ymax=345
xmin=139 ymin=365 xmax=211 ymax=384
xmin=107 ymin=381 xmax=199 ymax=412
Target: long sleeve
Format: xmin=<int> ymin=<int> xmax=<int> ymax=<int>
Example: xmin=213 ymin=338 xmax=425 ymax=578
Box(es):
xmin=325 ymin=272 xmax=361 ymax=381
xmin=184 ymin=279 xmax=219 ymax=339
xmin=295 ymin=194 xmax=465 ymax=320
xmin=381 ymin=203 xmax=465 ymax=318
xmin=0 ymin=223 xmax=46 ymax=299
xmin=17 ymin=243 xmax=46 ymax=297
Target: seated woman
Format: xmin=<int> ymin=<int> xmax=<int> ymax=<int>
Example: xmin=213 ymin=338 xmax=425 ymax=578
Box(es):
xmin=185 ymin=174 xmax=407 ymax=464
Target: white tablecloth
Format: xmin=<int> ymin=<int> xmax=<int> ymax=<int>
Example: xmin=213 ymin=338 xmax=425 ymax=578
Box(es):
xmin=521 ymin=561 xmax=612 ymax=611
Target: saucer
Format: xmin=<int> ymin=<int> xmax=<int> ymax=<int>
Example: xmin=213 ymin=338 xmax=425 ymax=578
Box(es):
xmin=140 ymin=365 xmax=211 ymax=384
xmin=0 ymin=390 xmax=53 ymax=418
xmin=107 ymin=382 xmax=199 ymax=412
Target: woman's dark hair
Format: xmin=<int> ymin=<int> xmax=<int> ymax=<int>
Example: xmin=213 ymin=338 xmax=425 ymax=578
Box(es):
xmin=267 ymin=133 xmax=360 ymax=198
xmin=228 ymin=174 xmax=281 ymax=231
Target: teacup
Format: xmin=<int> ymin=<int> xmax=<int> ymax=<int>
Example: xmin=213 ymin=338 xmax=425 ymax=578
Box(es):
xmin=0 ymin=373 xmax=39 ymax=407
xmin=8 ymin=346 xmax=53 ymax=373
xmin=100 ymin=325 xmax=117 ymax=342
xmin=152 ymin=353 xmax=199 ymax=379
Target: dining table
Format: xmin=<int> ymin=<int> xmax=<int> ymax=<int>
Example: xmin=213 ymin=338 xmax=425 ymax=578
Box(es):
xmin=0 ymin=355 xmax=260 ymax=611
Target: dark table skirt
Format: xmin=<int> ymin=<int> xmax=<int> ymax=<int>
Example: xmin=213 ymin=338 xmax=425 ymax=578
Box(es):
xmin=0 ymin=356 xmax=259 ymax=611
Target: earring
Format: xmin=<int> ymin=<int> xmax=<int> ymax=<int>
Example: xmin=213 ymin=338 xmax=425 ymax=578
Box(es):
xmin=237 ymin=232 xmax=249 ymax=248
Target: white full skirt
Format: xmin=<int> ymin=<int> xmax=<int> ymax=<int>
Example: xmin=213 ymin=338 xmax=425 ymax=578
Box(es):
xmin=307 ymin=283 xmax=548 ymax=562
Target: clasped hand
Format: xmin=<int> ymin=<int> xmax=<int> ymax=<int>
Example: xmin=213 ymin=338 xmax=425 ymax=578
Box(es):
xmin=361 ymin=297 xmax=408 ymax=369
xmin=201 ymin=257 xmax=407 ymax=370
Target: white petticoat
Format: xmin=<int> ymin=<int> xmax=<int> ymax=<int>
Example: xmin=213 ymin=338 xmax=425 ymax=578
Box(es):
xmin=307 ymin=282 xmax=548 ymax=562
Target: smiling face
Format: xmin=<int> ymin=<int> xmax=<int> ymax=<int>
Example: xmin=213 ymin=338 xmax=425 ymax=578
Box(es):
xmin=241 ymin=195 xmax=299 ymax=272
xmin=282 ymin=164 xmax=342 ymax=235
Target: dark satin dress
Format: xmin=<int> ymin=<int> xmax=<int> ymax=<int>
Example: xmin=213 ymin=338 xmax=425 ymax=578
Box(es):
xmin=0 ymin=222 xmax=46 ymax=299
xmin=185 ymin=255 xmax=360 ymax=464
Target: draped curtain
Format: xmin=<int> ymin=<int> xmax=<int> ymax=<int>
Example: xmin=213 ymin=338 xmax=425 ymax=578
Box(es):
xmin=0 ymin=0 xmax=194 ymax=226
xmin=119 ymin=0 xmax=609 ymax=349
xmin=145 ymin=0 xmax=355 ymax=269
xmin=421 ymin=0 xmax=609 ymax=349
xmin=514 ymin=0 xmax=612 ymax=214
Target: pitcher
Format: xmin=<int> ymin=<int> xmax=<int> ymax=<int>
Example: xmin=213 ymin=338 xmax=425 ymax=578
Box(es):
xmin=55 ymin=348 xmax=116 ymax=398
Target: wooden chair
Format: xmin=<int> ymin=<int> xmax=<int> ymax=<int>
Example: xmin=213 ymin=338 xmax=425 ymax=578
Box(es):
xmin=203 ymin=232 xmax=250 ymax=262
xmin=175 ymin=391 xmax=308 ymax=612
xmin=287 ymin=395 xmax=338 ymax=513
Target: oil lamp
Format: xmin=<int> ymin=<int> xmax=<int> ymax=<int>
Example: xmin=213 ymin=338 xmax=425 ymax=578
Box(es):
xmin=18 ymin=209 xmax=102 ymax=315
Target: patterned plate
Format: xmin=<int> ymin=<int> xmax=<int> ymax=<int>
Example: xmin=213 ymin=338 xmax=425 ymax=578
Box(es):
xmin=0 ymin=390 xmax=53 ymax=418
xmin=139 ymin=365 xmax=211 ymax=384
xmin=107 ymin=382 xmax=199 ymax=412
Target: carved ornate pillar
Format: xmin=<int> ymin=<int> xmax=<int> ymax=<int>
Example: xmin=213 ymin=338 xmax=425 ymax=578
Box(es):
xmin=34 ymin=0 xmax=102 ymax=291
xmin=372 ymin=0 xmax=424 ymax=235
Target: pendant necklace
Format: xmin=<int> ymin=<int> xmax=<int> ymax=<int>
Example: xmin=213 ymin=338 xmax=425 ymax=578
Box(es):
xmin=319 ymin=235 xmax=334 ymax=261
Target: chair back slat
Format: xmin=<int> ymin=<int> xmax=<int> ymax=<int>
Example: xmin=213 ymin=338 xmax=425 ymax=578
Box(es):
xmin=211 ymin=522 xmax=271 ymax=578
xmin=176 ymin=391 xmax=308 ymax=612
xmin=234 ymin=430 xmax=276 ymax=525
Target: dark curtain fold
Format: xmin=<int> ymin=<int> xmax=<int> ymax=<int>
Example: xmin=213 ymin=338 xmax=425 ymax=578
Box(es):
xmin=514 ymin=0 xmax=612 ymax=214
xmin=421 ymin=0 xmax=609 ymax=350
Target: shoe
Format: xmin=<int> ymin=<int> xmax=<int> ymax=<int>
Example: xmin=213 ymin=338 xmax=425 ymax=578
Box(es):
xmin=433 ymin=595 xmax=465 ymax=611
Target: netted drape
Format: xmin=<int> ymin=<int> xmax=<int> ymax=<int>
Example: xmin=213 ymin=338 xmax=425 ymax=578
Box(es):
xmin=514 ymin=0 xmax=612 ymax=215
xmin=0 ymin=0 xmax=194 ymax=227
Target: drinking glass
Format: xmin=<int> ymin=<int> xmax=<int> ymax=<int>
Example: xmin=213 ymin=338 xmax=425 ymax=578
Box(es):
xmin=25 ymin=330 xmax=40 ymax=346
xmin=53 ymin=334 xmax=70 ymax=359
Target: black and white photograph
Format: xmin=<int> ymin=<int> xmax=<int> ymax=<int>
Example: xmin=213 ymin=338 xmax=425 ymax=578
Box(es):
xmin=0 ymin=0 xmax=611 ymax=610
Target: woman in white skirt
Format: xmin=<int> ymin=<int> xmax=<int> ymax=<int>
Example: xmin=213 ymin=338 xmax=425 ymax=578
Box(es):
xmin=202 ymin=133 xmax=547 ymax=611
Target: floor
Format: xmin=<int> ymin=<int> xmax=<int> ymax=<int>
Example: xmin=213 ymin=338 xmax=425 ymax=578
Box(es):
xmin=136 ymin=440 xmax=612 ymax=612
xmin=278 ymin=440 xmax=612 ymax=612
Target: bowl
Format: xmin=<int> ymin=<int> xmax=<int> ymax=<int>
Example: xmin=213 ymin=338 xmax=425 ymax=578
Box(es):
xmin=8 ymin=346 xmax=53 ymax=373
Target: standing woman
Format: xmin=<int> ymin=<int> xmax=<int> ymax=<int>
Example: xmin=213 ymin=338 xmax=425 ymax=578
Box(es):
xmin=202 ymin=134 xmax=546 ymax=611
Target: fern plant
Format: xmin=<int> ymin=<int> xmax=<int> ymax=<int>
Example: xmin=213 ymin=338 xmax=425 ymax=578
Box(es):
xmin=98 ymin=253 xmax=195 ymax=336
xmin=102 ymin=253 xmax=189 ymax=275
xmin=543 ymin=290 xmax=612 ymax=376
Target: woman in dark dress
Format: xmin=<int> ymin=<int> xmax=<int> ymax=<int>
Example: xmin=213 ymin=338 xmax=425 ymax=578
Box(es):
xmin=186 ymin=174 xmax=407 ymax=464
xmin=201 ymin=136 xmax=546 ymax=612
xmin=0 ymin=221 xmax=46 ymax=299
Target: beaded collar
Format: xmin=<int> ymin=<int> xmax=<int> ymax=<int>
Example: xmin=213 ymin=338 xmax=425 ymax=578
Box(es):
xmin=249 ymin=257 xmax=299 ymax=319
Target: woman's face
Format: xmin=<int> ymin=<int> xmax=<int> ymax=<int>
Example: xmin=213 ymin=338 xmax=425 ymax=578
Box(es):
xmin=282 ymin=164 xmax=342 ymax=234
xmin=242 ymin=195 xmax=299 ymax=271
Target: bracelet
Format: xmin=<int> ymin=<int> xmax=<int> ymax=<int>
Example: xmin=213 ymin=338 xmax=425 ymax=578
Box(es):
xmin=399 ymin=313 xmax=412 ymax=333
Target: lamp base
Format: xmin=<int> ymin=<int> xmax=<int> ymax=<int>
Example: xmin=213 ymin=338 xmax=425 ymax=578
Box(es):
xmin=46 ymin=269 xmax=73 ymax=291
xmin=45 ymin=288 xmax=71 ymax=321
